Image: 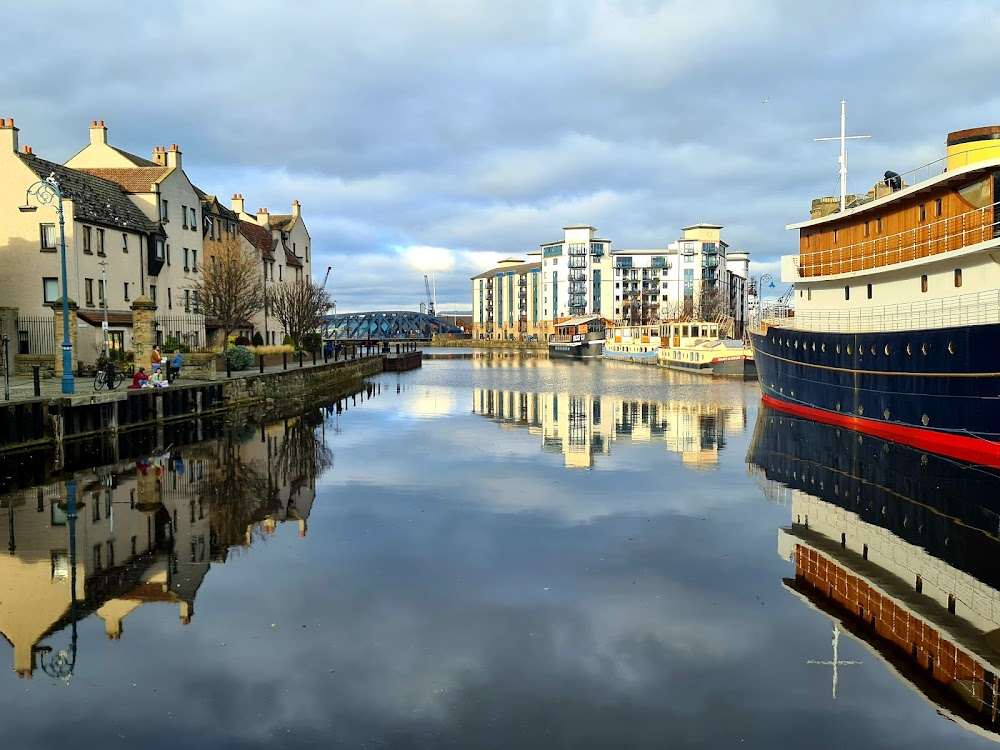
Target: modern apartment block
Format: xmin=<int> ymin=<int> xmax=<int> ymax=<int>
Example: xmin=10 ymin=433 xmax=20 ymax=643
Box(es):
xmin=471 ymin=223 xmax=750 ymax=340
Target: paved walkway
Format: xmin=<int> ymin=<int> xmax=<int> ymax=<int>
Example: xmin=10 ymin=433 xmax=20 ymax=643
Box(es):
xmin=0 ymin=350 xmax=387 ymax=405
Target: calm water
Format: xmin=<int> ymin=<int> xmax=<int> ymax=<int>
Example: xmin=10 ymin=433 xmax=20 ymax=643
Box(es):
xmin=1 ymin=351 xmax=998 ymax=749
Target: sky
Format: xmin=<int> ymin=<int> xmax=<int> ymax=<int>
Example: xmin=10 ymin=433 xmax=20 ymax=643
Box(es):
xmin=3 ymin=0 xmax=1000 ymax=313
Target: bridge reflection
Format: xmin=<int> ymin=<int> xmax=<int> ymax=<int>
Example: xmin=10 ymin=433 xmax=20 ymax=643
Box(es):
xmin=319 ymin=311 xmax=464 ymax=341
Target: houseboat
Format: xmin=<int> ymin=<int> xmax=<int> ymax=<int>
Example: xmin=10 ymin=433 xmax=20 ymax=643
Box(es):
xmin=749 ymin=103 xmax=1000 ymax=467
xmin=548 ymin=315 xmax=606 ymax=359
xmin=658 ymin=320 xmax=755 ymax=376
xmin=602 ymin=323 xmax=660 ymax=364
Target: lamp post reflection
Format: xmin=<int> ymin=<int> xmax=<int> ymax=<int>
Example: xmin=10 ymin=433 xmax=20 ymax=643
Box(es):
xmin=36 ymin=478 xmax=78 ymax=683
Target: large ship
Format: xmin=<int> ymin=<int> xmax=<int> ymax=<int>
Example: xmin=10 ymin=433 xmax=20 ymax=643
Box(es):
xmin=749 ymin=102 xmax=1000 ymax=467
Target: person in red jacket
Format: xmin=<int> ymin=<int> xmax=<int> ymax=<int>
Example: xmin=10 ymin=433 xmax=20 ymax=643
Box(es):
xmin=129 ymin=367 xmax=148 ymax=389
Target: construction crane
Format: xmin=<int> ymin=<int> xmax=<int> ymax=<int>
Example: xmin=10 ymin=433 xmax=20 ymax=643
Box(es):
xmin=423 ymin=274 xmax=436 ymax=316
xmin=322 ymin=266 xmax=332 ymax=290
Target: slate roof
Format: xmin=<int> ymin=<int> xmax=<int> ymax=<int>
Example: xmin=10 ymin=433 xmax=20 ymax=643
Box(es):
xmin=239 ymin=219 xmax=275 ymax=262
xmin=77 ymin=166 xmax=173 ymax=193
xmin=111 ymin=146 xmax=157 ymax=167
xmin=268 ymin=214 xmax=297 ymax=231
xmin=193 ymin=186 xmax=239 ymax=220
xmin=18 ymin=153 xmax=158 ymax=233
xmin=284 ymin=245 xmax=303 ymax=268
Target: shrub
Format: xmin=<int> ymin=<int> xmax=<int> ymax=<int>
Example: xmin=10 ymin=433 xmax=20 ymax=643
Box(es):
xmin=252 ymin=332 xmax=264 ymax=346
xmin=247 ymin=344 xmax=295 ymax=356
xmin=300 ymin=332 xmax=322 ymax=353
xmin=282 ymin=334 xmax=295 ymax=347
xmin=163 ymin=337 xmax=191 ymax=354
xmin=234 ymin=335 xmax=252 ymax=346
xmin=222 ymin=345 xmax=255 ymax=371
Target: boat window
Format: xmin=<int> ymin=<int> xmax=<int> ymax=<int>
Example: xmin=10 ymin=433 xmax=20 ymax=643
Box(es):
xmin=876 ymin=217 xmax=883 ymax=233
xmin=833 ymin=228 xmax=839 ymax=243
xmin=906 ymin=343 xmax=912 ymax=355
xmin=948 ymin=341 xmax=956 ymax=354
xmin=954 ymin=268 xmax=962 ymax=287
xmin=934 ymin=198 xmax=942 ymax=217
xmin=920 ymin=274 xmax=928 ymax=293
xmin=682 ymin=325 xmax=689 ymax=336
xmin=844 ymin=286 xmax=850 ymax=300
xmin=885 ymin=345 xmax=891 ymax=356
xmin=863 ymin=220 xmax=870 ymax=237
xmin=918 ymin=204 xmax=926 ymax=222
xmin=867 ymin=283 xmax=872 ymax=299
xmin=807 ymin=288 xmax=812 ymax=301
xmin=847 ymin=345 xmax=852 ymax=355
xmin=958 ymin=177 xmax=991 ymax=209
xmin=921 ymin=343 xmax=929 ymax=356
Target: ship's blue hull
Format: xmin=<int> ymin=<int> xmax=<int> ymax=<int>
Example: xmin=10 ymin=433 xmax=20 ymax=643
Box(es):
xmin=749 ymin=323 xmax=1000 ymax=465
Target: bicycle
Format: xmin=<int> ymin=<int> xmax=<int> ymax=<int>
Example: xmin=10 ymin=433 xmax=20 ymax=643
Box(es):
xmin=94 ymin=366 xmax=124 ymax=391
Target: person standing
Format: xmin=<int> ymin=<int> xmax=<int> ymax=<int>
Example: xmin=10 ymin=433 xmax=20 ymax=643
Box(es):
xmin=151 ymin=345 xmax=162 ymax=369
xmin=169 ymin=349 xmax=183 ymax=382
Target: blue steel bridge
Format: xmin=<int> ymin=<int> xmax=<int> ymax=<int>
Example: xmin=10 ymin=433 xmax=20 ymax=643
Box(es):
xmin=319 ymin=311 xmax=465 ymax=341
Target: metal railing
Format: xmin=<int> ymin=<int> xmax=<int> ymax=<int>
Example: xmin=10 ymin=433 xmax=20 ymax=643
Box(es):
xmin=797 ymin=200 xmax=999 ymax=278
xmin=760 ymin=288 xmax=1000 ymax=333
xmin=155 ymin=314 xmax=206 ymax=349
xmin=17 ymin=316 xmax=54 ymax=355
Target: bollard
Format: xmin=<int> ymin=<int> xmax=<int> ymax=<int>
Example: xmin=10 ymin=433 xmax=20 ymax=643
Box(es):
xmin=312 ymin=349 xmax=317 ymax=366
xmin=283 ymin=352 xmax=287 ymax=370
xmin=259 ymin=354 xmax=265 ymax=374
xmin=32 ymin=365 xmax=41 ymax=397
xmin=226 ymin=353 xmax=232 ymax=379
xmin=396 ymin=343 xmax=400 ymax=355
xmin=298 ymin=351 xmax=303 ymax=368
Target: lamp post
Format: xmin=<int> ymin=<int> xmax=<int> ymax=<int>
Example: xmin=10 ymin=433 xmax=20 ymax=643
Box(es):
xmin=98 ymin=259 xmax=110 ymax=358
xmin=20 ymin=175 xmax=74 ymax=394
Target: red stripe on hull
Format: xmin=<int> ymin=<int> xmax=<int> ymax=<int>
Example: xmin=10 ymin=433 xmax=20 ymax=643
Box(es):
xmin=761 ymin=394 xmax=1000 ymax=468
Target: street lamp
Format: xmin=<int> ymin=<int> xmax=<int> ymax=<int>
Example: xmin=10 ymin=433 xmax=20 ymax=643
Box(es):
xmin=98 ymin=260 xmax=110 ymax=358
xmin=20 ymin=174 xmax=74 ymax=394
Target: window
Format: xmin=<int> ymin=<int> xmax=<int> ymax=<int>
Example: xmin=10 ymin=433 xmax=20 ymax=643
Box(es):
xmin=51 ymin=552 xmax=69 ymax=580
xmin=876 ymin=217 xmax=883 ymax=233
xmin=160 ymin=198 xmax=169 ymax=222
xmin=921 ymin=274 xmax=928 ymax=293
xmin=182 ymin=205 xmax=188 ymax=229
xmin=844 ymin=286 xmax=850 ymax=300
xmin=863 ymin=221 xmax=870 ymax=238
xmin=82 ymin=225 xmax=92 ymax=254
xmin=124 ymin=282 xmax=130 ymax=301
xmin=807 ymin=288 xmax=812 ymax=301
xmin=192 ymin=290 xmax=200 ymax=313
xmin=189 ymin=207 xmax=196 ymax=228
xmin=918 ymin=204 xmax=926 ymax=222
xmin=168 ymin=287 xmax=172 ymax=309
xmin=935 ymin=198 xmax=942 ymax=217
xmin=954 ymin=268 xmax=963 ymax=287
xmin=122 ymin=232 xmax=128 ymax=253
xmin=40 ymin=223 xmax=56 ymax=250
xmin=278 ymin=265 xmax=282 ymax=281
xmin=96 ymin=228 xmax=105 ymax=255
xmin=184 ymin=289 xmax=190 ymax=312
xmin=867 ymin=283 xmax=872 ymax=299
xmin=191 ymin=249 xmax=197 ymax=271
xmin=85 ymin=278 xmax=94 ymax=306
xmin=155 ymin=236 xmax=165 ymax=260
xmin=43 ymin=277 xmax=59 ymax=303
xmin=166 ymin=244 xmax=171 ymax=265
xmin=833 ymin=228 xmax=839 ymax=243
xmin=149 ymin=284 xmax=157 ymax=303
xmin=305 ymin=245 xmax=309 ymax=262
xmin=184 ymin=247 xmax=189 ymax=270
xmin=293 ymin=242 xmax=296 ymax=255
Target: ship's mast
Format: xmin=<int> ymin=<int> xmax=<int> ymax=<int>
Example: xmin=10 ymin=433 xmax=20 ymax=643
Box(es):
xmin=806 ymin=623 xmax=862 ymax=699
xmin=815 ymin=100 xmax=871 ymax=212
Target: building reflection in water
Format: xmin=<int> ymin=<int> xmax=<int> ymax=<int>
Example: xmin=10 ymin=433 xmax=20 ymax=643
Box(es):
xmin=473 ymin=389 xmax=747 ymax=469
xmin=0 ymin=409 xmax=334 ymax=682
xmin=748 ymin=405 xmax=1000 ymax=739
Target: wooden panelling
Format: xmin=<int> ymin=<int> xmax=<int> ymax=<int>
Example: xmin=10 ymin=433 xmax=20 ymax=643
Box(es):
xmin=797 ymin=177 xmax=994 ymax=277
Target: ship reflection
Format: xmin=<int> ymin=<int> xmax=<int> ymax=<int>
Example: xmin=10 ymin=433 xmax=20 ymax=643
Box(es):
xmin=473 ymin=389 xmax=748 ymax=470
xmin=748 ymin=405 xmax=1000 ymax=739
xmin=0 ymin=409 xmax=335 ymax=683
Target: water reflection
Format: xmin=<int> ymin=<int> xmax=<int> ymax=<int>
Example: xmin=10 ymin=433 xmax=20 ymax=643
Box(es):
xmin=748 ymin=406 xmax=1000 ymax=740
xmin=473 ymin=388 xmax=747 ymax=469
xmin=0 ymin=407 xmax=338 ymax=682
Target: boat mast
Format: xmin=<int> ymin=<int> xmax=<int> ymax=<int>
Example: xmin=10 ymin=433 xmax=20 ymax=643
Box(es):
xmin=815 ymin=100 xmax=871 ymax=212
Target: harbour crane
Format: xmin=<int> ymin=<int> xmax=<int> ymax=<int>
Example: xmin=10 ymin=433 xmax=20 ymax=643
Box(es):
xmin=423 ymin=274 xmax=436 ymax=317
xmin=322 ymin=266 xmax=332 ymax=290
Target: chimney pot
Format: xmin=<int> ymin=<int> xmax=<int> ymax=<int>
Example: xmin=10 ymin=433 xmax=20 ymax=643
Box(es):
xmin=7 ymin=119 xmax=12 ymax=127
xmin=99 ymin=120 xmax=104 ymax=126
xmin=91 ymin=120 xmax=97 ymax=127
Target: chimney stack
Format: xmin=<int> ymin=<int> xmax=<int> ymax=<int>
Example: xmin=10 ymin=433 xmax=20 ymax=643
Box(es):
xmin=165 ymin=143 xmax=182 ymax=170
xmin=152 ymin=145 xmax=167 ymax=166
xmin=256 ymin=207 xmax=270 ymax=228
xmin=291 ymin=199 xmax=301 ymax=218
xmin=0 ymin=118 xmax=19 ymax=154
xmin=231 ymin=193 xmax=245 ymax=216
xmin=89 ymin=119 xmax=108 ymax=146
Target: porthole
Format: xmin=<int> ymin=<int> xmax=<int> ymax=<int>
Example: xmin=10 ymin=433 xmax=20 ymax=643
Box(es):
xmin=795 ymin=340 xmax=799 ymax=349
xmin=857 ymin=434 xmax=863 ymax=444
xmin=858 ymin=405 xmax=864 ymax=416
xmin=948 ymin=341 xmax=955 ymax=354
xmin=885 ymin=344 xmax=891 ymax=356
xmin=882 ymin=506 xmax=887 ymax=517
xmin=920 ymin=454 xmax=928 ymax=466
xmin=883 ymin=408 xmax=890 ymax=420
xmin=821 ymin=343 xmax=826 ymax=353
xmin=921 ymin=343 xmax=929 ymax=355
xmin=790 ymin=390 xmax=795 ymax=397
xmin=906 ymin=343 xmax=912 ymax=355
xmin=835 ymin=402 xmax=841 ymax=411
xmin=870 ymin=345 xmax=877 ymax=356
xmin=882 ymin=442 xmax=890 ymax=454
xmin=858 ymin=346 xmax=863 ymax=357
xmin=922 ymin=413 xmax=930 ymax=426
xmin=847 ymin=345 xmax=852 ymax=355
xmin=902 ymin=516 xmax=908 ymax=527
xmin=834 ymin=484 xmax=839 ymax=496
xmin=836 ymin=344 xmax=841 ymax=354
xmin=811 ymin=342 xmax=816 ymax=352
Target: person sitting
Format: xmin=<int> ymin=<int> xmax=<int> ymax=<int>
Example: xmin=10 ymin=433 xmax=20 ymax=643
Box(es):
xmin=150 ymin=365 xmax=166 ymax=385
xmin=130 ymin=367 xmax=149 ymax=389
xmin=169 ymin=349 xmax=183 ymax=382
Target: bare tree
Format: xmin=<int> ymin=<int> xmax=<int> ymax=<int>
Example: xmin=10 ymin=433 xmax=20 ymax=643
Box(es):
xmin=266 ymin=279 xmax=331 ymax=349
xmin=193 ymin=234 xmax=264 ymax=350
